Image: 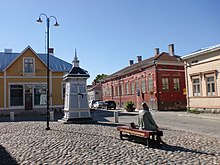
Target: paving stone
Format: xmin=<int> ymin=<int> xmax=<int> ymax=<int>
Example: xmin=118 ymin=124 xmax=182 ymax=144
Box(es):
xmin=0 ymin=122 xmax=219 ymax=164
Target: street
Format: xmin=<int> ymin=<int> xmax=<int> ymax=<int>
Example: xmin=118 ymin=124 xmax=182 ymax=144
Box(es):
xmin=92 ymin=109 xmax=220 ymax=139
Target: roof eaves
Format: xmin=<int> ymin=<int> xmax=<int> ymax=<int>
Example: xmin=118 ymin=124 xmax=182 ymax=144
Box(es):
xmin=103 ymin=57 xmax=155 ymax=82
xmin=182 ymin=44 xmax=220 ymax=60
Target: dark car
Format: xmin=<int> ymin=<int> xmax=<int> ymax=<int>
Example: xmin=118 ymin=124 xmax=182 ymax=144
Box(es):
xmin=104 ymin=100 xmax=116 ymax=110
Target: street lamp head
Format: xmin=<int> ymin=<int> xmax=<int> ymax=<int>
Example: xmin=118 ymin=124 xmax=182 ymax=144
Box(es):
xmin=54 ymin=21 xmax=59 ymax=27
xmin=36 ymin=17 xmax=43 ymax=23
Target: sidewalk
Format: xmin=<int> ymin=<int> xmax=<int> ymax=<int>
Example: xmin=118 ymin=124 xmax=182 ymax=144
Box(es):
xmin=117 ymin=108 xmax=220 ymax=120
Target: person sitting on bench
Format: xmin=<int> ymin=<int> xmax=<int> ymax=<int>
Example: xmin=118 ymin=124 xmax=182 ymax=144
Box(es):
xmin=138 ymin=102 xmax=165 ymax=144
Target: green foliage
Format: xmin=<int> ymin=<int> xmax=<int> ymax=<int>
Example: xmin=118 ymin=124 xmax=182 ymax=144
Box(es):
xmin=94 ymin=74 xmax=108 ymax=82
xmin=187 ymin=108 xmax=200 ymax=114
xmin=124 ymin=101 xmax=135 ymax=112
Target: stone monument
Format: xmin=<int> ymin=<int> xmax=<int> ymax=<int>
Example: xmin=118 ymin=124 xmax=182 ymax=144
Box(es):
xmin=59 ymin=52 xmax=93 ymax=123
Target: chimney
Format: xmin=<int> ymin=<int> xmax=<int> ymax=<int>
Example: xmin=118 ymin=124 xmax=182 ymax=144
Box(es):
xmin=168 ymin=44 xmax=175 ymax=56
xmin=4 ymin=49 xmax=12 ymax=53
xmin=137 ymin=56 xmax=142 ymax=62
xmin=49 ymin=48 xmax=54 ymax=55
xmin=154 ymin=48 xmax=160 ymax=56
xmin=129 ymin=60 xmax=134 ymax=66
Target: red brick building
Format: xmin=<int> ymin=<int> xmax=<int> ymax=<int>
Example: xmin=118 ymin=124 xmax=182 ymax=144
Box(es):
xmin=102 ymin=44 xmax=186 ymax=110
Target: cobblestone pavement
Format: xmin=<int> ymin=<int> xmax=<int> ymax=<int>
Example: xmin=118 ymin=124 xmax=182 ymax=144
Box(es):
xmin=0 ymin=121 xmax=219 ymax=165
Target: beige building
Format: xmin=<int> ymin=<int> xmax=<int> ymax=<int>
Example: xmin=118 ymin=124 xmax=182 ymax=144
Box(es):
xmin=182 ymin=44 xmax=220 ymax=113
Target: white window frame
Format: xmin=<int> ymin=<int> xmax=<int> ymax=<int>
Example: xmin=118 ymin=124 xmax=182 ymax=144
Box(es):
xmin=192 ymin=77 xmax=201 ymax=96
xmin=205 ymin=75 xmax=216 ymax=96
xmin=23 ymin=57 xmax=35 ymax=76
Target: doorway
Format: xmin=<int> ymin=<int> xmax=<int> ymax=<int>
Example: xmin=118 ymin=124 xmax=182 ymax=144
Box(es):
xmin=25 ymin=84 xmax=33 ymax=110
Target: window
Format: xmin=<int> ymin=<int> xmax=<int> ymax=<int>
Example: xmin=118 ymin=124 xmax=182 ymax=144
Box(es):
xmin=114 ymin=86 xmax=117 ymax=96
xmin=62 ymin=83 xmax=66 ymax=98
xmin=206 ymin=76 xmax=215 ymax=96
xmin=136 ymin=80 xmax=139 ymax=91
xmin=109 ymin=86 xmax=112 ymax=96
xmin=121 ymin=84 xmax=124 ymax=95
xmin=131 ymin=82 xmax=135 ymax=94
xmin=10 ymin=85 xmax=23 ymax=106
xmin=141 ymin=79 xmax=146 ymax=92
xmin=24 ymin=58 xmax=34 ymax=73
xmin=148 ymin=77 xmax=153 ymax=91
xmin=162 ymin=78 xmax=169 ymax=91
xmin=173 ymin=78 xmax=180 ymax=91
xmin=117 ymin=85 xmax=120 ymax=96
xmin=34 ymin=84 xmax=47 ymax=105
xmin=192 ymin=78 xmax=200 ymax=96
xmin=125 ymin=82 xmax=129 ymax=95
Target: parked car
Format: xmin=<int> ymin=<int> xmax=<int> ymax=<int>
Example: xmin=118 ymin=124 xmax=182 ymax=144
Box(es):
xmin=104 ymin=100 xmax=116 ymax=110
xmin=89 ymin=100 xmax=100 ymax=109
xmin=93 ymin=101 xmax=106 ymax=109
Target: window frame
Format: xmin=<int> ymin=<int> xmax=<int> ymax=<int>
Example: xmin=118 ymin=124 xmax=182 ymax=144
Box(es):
xmin=205 ymin=74 xmax=216 ymax=96
xmin=141 ymin=79 xmax=146 ymax=93
xmin=173 ymin=78 xmax=180 ymax=91
xmin=192 ymin=77 xmax=201 ymax=96
xmin=23 ymin=57 xmax=35 ymax=75
xmin=162 ymin=78 xmax=169 ymax=91
xmin=148 ymin=77 xmax=154 ymax=92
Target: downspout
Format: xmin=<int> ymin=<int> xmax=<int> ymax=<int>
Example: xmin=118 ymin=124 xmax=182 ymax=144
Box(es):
xmin=154 ymin=61 xmax=160 ymax=110
xmin=4 ymin=71 xmax=6 ymax=109
xmin=111 ymin=80 xmax=114 ymax=100
xmin=184 ymin=61 xmax=190 ymax=109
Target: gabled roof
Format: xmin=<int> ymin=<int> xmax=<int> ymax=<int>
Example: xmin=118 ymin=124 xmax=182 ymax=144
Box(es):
xmin=63 ymin=54 xmax=90 ymax=79
xmin=64 ymin=67 xmax=90 ymax=78
xmin=0 ymin=46 xmax=72 ymax=72
xmin=103 ymin=52 xmax=181 ymax=81
xmin=182 ymin=44 xmax=220 ymax=60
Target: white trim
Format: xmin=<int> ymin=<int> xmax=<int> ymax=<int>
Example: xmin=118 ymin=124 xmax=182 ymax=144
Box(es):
xmin=61 ymin=82 xmax=66 ymax=100
xmin=8 ymin=84 xmax=25 ymax=108
xmin=158 ymin=68 xmax=185 ymax=72
xmin=182 ymin=44 xmax=220 ymax=60
xmin=156 ymin=61 xmax=184 ymax=66
xmin=4 ymin=71 xmax=6 ymax=108
xmin=1 ymin=76 xmax=63 ymax=79
xmin=50 ymin=71 xmax=52 ymax=105
xmin=23 ymin=57 xmax=35 ymax=76
xmin=3 ymin=45 xmax=50 ymax=71
xmin=8 ymin=82 xmax=48 ymax=109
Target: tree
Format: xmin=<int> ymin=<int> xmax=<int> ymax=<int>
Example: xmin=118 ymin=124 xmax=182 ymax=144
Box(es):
xmin=94 ymin=74 xmax=108 ymax=82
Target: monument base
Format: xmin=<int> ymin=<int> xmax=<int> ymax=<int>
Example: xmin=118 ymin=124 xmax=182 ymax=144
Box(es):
xmin=58 ymin=117 xmax=97 ymax=124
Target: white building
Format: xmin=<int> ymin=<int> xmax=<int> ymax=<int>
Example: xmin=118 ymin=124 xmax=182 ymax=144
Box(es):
xmin=182 ymin=44 xmax=220 ymax=113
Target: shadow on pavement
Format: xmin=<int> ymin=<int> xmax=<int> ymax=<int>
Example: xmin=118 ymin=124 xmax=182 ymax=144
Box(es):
xmin=0 ymin=114 xmax=64 ymax=122
xmin=160 ymin=144 xmax=216 ymax=156
xmin=0 ymin=145 xmax=18 ymax=165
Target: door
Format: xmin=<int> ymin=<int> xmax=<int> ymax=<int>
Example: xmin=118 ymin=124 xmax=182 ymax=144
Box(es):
xmin=25 ymin=94 xmax=33 ymax=110
xmin=25 ymin=84 xmax=33 ymax=110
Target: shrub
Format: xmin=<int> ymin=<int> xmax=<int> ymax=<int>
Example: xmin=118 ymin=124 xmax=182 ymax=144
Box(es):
xmin=187 ymin=108 xmax=200 ymax=114
xmin=124 ymin=101 xmax=135 ymax=112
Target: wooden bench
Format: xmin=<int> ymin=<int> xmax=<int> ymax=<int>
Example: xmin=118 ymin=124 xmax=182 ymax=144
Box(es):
xmin=117 ymin=126 xmax=163 ymax=147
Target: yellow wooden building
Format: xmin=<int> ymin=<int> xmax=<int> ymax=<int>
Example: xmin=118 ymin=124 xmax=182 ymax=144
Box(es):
xmin=0 ymin=46 xmax=72 ymax=114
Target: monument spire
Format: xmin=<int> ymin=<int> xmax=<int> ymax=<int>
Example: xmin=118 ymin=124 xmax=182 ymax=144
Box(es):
xmin=73 ymin=49 xmax=79 ymax=67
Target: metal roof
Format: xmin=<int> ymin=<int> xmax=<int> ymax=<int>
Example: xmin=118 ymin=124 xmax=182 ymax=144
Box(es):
xmin=103 ymin=52 xmax=182 ymax=81
xmin=182 ymin=44 xmax=220 ymax=60
xmin=0 ymin=52 xmax=72 ymax=72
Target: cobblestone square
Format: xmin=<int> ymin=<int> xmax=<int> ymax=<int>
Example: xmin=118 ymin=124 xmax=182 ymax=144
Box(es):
xmin=0 ymin=121 xmax=219 ymax=165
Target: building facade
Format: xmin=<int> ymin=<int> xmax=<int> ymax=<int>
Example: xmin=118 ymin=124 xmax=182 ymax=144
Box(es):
xmin=0 ymin=46 xmax=72 ymax=114
xmin=102 ymin=44 xmax=186 ymax=110
xmin=87 ymin=82 xmax=103 ymax=102
xmin=182 ymin=44 xmax=220 ymax=113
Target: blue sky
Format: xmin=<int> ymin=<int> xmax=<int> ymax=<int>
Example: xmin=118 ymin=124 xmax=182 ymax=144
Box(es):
xmin=0 ymin=0 xmax=220 ymax=84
